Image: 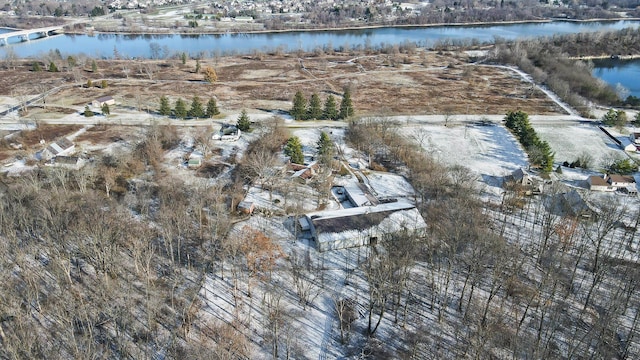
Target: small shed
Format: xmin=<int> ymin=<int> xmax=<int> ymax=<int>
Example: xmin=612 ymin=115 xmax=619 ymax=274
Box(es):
xmin=237 ymin=201 xmax=255 ymax=215
xmin=92 ymin=96 xmax=115 ymax=108
xmin=187 ymin=157 xmax=202 ymax=169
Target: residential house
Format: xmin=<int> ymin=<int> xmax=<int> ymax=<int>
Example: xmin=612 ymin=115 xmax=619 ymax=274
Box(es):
xmin=92 ymin=96 xmax=115 ymax=108
xmin=505 ymin=168 xmax=534 ymax=186
xmin=607 ymin=174 xmax=636 ymax=188
xmin=547 ymin=189 xmax=597 ymax=219
xmin=589 ymin=173 xmax=637 ymax=195
xmin=305 ymin=201 xmax=427 ymax=252
xmin=288 ymin=161 xmax=319 ymax=184
xmin=212 ymin=124 xmax=241 ymax=142
xmin=630 ymin=132 xmax=640 ymax=145
xmin=587 ymin=175 xmax=615 ymax=192
xmin=42 ymin=138 xmax=75 ymax=160
xmin=504 ymin=167 xmax=544 ymax=195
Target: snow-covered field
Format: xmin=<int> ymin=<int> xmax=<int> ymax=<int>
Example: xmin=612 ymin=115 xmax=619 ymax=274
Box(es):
xmin=534 ymin=123 xmax=623 ymax=168
xmin=399 ymin=123 xmax=528 ymax=178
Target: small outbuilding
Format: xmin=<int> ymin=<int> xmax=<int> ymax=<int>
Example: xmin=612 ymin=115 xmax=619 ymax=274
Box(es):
xmin=237 ymin=201 xmax=255 ymax=215
xmin=187 ymin=157 xmax=202 ymax=169
xmin=92 ymin=96 xmax=115 ymax=108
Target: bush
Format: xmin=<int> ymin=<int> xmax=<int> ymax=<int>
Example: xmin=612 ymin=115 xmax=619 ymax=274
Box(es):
xmin=608 ymin=158 xmax=638 ymax=175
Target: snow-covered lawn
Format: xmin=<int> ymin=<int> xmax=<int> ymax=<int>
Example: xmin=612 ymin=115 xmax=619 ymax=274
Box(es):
xmin=533 ymin=123 xmax=623 ymax=169
xmin=400 ymin=123 xmax=528 ymax=178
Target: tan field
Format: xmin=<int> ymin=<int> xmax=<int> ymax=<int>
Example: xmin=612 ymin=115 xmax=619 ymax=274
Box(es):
xmin=0 ymin=49 xmax=563 ymax=121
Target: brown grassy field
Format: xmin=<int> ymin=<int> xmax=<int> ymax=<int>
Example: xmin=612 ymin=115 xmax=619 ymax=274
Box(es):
xmin=0 ymin=49 xmax=562 ymax=119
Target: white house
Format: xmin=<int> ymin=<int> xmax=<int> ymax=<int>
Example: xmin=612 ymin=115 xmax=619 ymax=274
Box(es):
xmin=587 ymin=175 xmax=615 ymax=192
xmin=588 ymin=173 xmax=637 ymax=195
xmin=607 ymin=174 xmax=636 ymax=188
xmin=305 ymin=201 xmax=427 ymax=252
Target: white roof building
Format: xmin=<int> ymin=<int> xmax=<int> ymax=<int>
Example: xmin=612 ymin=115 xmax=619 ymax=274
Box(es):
xmin=305 ymin=201 xmax=427 ymax=252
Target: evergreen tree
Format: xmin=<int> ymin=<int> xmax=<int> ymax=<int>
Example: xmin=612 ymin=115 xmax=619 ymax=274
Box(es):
xmin=86 ymin=79 xmax=93 ymax=88
xmin=32 ymin=62 xmax=41 ymax=72
xmin=101 ymin=80 xmax=108 ymax=89
xmin=529 ymin=140 xmax=554 ymax=173
xmin=291 ymin=90 xmax=307 ymax=120
xmin=285 ymin=136 xmax=304 ymax=164
xmin=67 ymin=56 xmax=76 ymax=68
xmin=174 ymin=98 xmax=187 ymax=119
xmin=317 ymin=131 xmax=334 ymax=164
xmin=609 ymin=158 xmax=638 ymax=175
xmin=91 ymin=60 xmax=97 ymax=72
xmin=323 ymin=95 xmax=338 ymax=120
xmin=634 ymin=112 xmax=640 ymax=127
xmin=188 ymin=96 xmax=205 ymax=118
xmin=159 ymin=96 xmax=171 ymax=116
xmin=505 ymin=110 xmax=555 ymax=173
xmin=206 ymin=98 xmax=220 ymax=117
xmin=181 ymin=52 xmax=187 ymax=65
xmin=602 ymin=108 xmax=627 ymax=127
xmin=307 ymin=93 xmax=323 ymax=120
xmin=48 ymin=61 xmax=58 ymax=72
xmin=101 ymin=103 xmax=110 ymax=116
xmin=237 ymin=109 xmax=251 ymax=131
xmin=339 ymin=88 xmax=354 ymax=119
xmin=195 ymin=59 xmax=201 ymax=73
xmin=83 ymin=105 xmax=94 ymax=117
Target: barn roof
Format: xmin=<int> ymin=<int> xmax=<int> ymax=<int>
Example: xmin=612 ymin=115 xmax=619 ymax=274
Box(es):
xmin=307 ymin=201 xmax=427 ymax=245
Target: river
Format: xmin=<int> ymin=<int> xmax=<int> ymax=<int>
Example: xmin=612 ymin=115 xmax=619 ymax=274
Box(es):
xmin=592 ymin=58 xmax=640 ymax=99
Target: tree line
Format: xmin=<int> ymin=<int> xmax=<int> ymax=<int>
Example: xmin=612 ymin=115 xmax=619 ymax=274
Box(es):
xmin=290 ymin=88 xmax=354 ymax=121
xmin=504 ymin=110 xmax=554 ymax=173
xmin=158 ymin=95 xmax=219 ymax=119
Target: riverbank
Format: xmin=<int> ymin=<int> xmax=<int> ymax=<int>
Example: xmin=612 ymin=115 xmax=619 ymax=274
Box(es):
xmin=570 ymin=54 xmax=640 ymax=60
xmin=66 ymin=17 xmax=640 ymax=38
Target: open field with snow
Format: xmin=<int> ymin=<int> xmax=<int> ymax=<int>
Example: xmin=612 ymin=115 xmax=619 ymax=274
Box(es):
xmin=534 ymin=123 xmax=626 ymax=169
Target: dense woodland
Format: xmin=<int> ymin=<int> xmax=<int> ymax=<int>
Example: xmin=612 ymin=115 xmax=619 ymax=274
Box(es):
xmin=1 ymin=116 xmax=639 ymax=358
xmin=2 ymin=1 xmax=640 ymax=357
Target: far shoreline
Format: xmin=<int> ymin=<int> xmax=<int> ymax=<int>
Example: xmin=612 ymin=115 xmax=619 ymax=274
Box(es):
xmin=61 ymin=17 xmax=640 ymax=37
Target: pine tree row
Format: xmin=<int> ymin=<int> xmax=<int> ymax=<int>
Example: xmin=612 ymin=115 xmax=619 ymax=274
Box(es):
xmin=290 ymin=89 xmax=354 ymax=121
